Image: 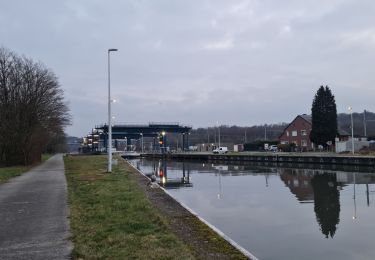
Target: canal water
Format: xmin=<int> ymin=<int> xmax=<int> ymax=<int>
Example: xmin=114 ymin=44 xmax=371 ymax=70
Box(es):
xmin=129 ymin=158 xmax=375 ymax=260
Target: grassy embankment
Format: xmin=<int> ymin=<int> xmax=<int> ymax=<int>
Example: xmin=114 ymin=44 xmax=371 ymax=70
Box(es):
xmin=0 ymin=154 xmax=53 ymax=183
xmin=64 ymin=155 xmax=195 ymax=259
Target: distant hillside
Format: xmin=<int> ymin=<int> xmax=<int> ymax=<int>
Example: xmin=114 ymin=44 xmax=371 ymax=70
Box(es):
xmin=338 ymin=110 xmax=375 ymax=137
xmin=73 ymin=111 xmax=375 ymax=149
xmin=186 ymin=110 xmax=375 ymax=146
xmin=188 ymin=123 xmax=287 ymax=145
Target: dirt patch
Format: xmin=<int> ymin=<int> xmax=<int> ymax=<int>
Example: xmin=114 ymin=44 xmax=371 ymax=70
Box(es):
xmin=78 ymin=174 xmax=103 ymax=181
xmin=121 ymin=161 xmax=251 ymax=260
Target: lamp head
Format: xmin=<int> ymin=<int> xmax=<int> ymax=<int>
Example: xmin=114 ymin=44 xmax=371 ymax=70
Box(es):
xmin=108 ymin=48 xmax=118 ymax=52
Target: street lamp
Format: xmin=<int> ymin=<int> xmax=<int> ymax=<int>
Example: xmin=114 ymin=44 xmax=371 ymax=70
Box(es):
xmin=348 ymin=106 xmax=354 ymax=155
xmin=161 ymin=131 xmax=166 ymax=153
xmin=140 ymin=133 xmax=144 ymax=154
xmin=108 ymin=48 xmax=118 ymax=173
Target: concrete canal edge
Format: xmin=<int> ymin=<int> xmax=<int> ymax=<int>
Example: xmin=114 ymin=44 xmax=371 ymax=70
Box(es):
xmin=126 ymin=159 xmax=259 ymax=260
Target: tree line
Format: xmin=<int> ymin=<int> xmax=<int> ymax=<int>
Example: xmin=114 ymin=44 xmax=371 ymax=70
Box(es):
xmin=188 ymin=86 xmax=374 ymax=148
xmin=187 ymin=124 xmax=287 ymax=145
xmin=337 ymin=111 xmax=375 ymax=138
xmin=0 ymin=47 xmax=70 ymax=166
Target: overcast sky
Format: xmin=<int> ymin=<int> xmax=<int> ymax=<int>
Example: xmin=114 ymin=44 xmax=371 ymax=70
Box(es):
xmin=2 ymin=0 xmax=375 ymax=137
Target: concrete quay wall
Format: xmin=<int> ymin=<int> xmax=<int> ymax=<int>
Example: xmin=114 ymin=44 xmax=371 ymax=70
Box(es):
xmin=145 ymin=153 xmax=375 ymax=167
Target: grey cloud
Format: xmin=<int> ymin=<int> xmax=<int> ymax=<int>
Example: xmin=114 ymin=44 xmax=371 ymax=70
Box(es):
xmin=1 ymin=0 xmax=374 ymax=136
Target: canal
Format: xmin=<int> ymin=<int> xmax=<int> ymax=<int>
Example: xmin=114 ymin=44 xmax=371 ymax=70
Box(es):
xmin=129 ymin=158 xmax=375 ymax=260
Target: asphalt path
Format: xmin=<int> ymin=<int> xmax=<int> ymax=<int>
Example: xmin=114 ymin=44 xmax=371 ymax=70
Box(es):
xmin=0 ymin=154 xmax=72 ymax=259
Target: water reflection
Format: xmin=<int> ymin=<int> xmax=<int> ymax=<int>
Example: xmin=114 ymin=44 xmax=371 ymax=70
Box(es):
xmin=311 ymin=173 xmax=341 ymax=238
xmin=275 ymin=167 xmax=375 ymax=238
xmin=135 ymin=158 xmax=192 ymax=189
xmin=133 ymin=159 xmax=375 ymax=239
xmin=131 ymin=158 xmax=375 ymax=259
xmin=278 ymin=169 xmax=342 ymax=238
xmin=279 ymin=169 xmax=315 ymax=203
xmin=157 ymin=159 xmax=192 ymax=189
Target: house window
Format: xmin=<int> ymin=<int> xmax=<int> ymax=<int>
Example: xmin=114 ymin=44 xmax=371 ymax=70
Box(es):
xmin=301 ymin=140 xmax=307 ymax=147
xmin=292 ymin=131 xmax=297 ymax=136
xmin=286 ymin=131 xmax=289 ymax=136
xmin=301 ymin=130 xmax=307 ymax=136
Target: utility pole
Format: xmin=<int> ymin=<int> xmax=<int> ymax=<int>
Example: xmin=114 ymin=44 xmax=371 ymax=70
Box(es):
xmin=349 ymin=106 xmax=354 ymax=155
xmin=218 ymin=122 xmax=221 ymax=147
xmin=364 ymin=109 xmax=367 ymax=137
xmin=264 ymin=125 xmax=267 ymax=140
xmin=214 ymin=128 xmax=217 ymax=147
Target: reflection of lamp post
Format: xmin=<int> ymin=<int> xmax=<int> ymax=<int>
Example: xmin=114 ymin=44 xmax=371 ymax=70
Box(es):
xmin=217 ymin=170 xmax=222 ymax=199
xmin=353 ymin=172 xmax=357 ymax=220
xmin=348 ymin=106 xmax=354 ymax=155
xmin=140 ymin=133 xmax=144 ymax=154
xmin=107 ymin=48 xmax=118 ymax=173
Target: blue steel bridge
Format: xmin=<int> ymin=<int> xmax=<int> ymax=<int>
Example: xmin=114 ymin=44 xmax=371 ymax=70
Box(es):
xmin=86 ymin=122 xmax=192 ymax=152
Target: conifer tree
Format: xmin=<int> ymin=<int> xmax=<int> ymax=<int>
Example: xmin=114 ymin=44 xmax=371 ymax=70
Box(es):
xmin=310 ymin=86 xmax=338 ymax=148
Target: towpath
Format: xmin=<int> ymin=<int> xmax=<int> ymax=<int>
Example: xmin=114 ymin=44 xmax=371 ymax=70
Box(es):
xmin=0 ymin=154 xmax=71 ymax=259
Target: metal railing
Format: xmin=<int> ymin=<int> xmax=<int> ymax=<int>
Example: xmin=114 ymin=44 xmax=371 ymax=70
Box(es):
xmin=95 ymin=122 xmax=193 ymax=129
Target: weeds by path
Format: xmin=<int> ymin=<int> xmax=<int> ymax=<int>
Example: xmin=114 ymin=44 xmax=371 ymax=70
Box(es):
xmin=0 ymin=166 xmax=28 ymax=183
xmin=0 ymin=154 xmax=52 ymax=183
xmin=64 ymin=155 xmax=194 ymax=259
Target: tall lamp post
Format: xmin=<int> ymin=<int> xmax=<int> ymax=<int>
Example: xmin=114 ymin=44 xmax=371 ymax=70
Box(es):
xmin=140 ymin=133 xmax=144 ymax=154
xmin=108 ymin=48 xmax=118 ymax=173
xmin=161 ymin=131 xmax=166 ymax=154
xmin=348 ymin=106 xmax=354 ymax=155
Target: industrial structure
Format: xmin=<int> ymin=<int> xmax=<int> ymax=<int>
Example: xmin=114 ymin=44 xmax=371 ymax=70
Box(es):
xmin=80 ymin=122 xmax=192 ymax=153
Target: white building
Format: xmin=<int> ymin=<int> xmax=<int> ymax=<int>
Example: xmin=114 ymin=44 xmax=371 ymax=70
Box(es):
xmin=335 ymin=137 xmax=369 ymax=153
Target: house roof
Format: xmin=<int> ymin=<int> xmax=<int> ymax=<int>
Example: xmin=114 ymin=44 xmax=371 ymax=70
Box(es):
xmin=279 ymin=114 xmax=312 ymax=139
xmin=280 ymin=113 xmax=352 ymax=140
xmin=338 ymin=127 xmax=350 ymax=136
xmin=300 ymin=114 xmax=312 ymax=124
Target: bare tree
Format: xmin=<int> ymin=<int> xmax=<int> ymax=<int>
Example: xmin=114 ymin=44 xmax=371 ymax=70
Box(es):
xmin=0 ymin=47 xmax=70 ymax=166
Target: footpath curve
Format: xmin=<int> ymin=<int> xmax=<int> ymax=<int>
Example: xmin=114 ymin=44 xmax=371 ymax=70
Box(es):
xmin=0 ymin=154 xmax=72 ymax=260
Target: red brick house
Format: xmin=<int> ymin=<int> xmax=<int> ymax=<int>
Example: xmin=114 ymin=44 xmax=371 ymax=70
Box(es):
xmin=279 ymin=114 xmax=313 ymax=151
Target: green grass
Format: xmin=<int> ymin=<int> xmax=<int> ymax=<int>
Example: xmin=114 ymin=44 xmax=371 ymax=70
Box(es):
xmin=0 ymin=154 xmax=54 ymax=183
xmin=64 ymin=155 xmax=194 ymax=260
xmin=42 ymin=153 xmax=53 ymax=162
xmin=0 ymin=166 xmax=28 ymax=183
